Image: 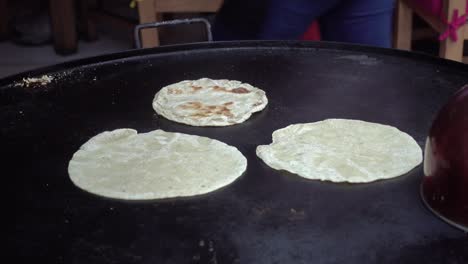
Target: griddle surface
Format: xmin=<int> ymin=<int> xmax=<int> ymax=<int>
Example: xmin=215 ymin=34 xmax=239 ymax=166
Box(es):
xmin=2 ymin=42 xmax=468 ymax=263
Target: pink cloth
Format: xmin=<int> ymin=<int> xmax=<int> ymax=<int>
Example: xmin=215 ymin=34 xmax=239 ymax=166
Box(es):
xmin=410 ymin=0 xmax=468 ymax=18
xmin=439 ymin=9 xmax=467 ymax=41
xmin=410 ymin=0 xmax=468 ymax=41
xmin=301 ymin=21 xmax=321 ymax=41
xmin=411 ymin=0 xmax=444 ymax=17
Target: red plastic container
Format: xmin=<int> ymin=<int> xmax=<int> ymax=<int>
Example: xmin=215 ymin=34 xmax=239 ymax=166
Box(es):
xmin=421 ymin=84 xmax=468 ymax=232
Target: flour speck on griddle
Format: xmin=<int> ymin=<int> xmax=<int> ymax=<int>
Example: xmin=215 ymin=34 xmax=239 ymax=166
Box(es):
xmin=336 ymin=54 xmax=380 ymax=66
xmin=15 ymin=75 xmax=54 ymax=87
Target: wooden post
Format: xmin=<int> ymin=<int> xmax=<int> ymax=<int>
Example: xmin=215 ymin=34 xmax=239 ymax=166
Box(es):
xmin=78 ymin=0 xmax=98 ymax=41
xmin=394 ymin=0 xmax=413 ymax=50
xmin=154 ymin=0 xmax=222 ymax=12
xmin=137 ymin=0 xmax=159 ymax=48
xmin=439 ymin=0 xmax=466 ymax=62
xmin=49 ymin=0 xmax=78 ymax=54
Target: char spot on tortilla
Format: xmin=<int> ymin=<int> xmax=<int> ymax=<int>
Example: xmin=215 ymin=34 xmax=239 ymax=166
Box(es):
xmin=181 ymin=102 xmax=234 ymax=118
xmin=231 ymin=87 xmax=250 ymax=94
xmin=212 ymin=86 xmax=250 ymax=94
xmin=212 ymin=86 xmax=226 ymax=92
xmin=180 ymin=102 xmax=203 ymax=109
xmin=191 ymin=85 xmax=203 ymax=92
xmin=168 ymin=88 xmax=183 ymax=94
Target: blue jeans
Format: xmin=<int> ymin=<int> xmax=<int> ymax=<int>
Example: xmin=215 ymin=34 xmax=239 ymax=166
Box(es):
xmin=214 ymin=0 xmax=395 ymax=48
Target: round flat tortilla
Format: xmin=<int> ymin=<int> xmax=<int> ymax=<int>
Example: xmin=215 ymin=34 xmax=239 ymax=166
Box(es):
xmin=68 ymin=129 xmax=247 ymax=200
xmin=152 ymin=78 xmax=268 ymax=126
xmin=256 ymin=119 xmax=423 ymax=183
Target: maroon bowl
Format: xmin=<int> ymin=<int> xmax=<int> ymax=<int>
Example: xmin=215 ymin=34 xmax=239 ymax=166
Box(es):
xmin=421 ymin=84 xmax=468 ymax=232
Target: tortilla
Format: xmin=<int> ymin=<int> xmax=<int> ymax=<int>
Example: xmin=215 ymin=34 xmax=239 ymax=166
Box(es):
xmin=256 ymin=119 xmax=423 ymax=183
xmin=68 ymin=129 xmax=247 ymax=200
xmin=152 ymin=78 xmax=268 ymax=126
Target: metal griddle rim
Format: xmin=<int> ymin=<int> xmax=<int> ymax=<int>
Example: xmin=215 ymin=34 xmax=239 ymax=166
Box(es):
xmin=1 ymin=40 xmax=467 ymax=88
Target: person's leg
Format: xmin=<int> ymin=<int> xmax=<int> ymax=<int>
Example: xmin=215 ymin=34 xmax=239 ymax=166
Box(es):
xmin=319 ymin=0 xmax=395 ymax=48
xmin=258 ymin=0 xmax=341 ymax=40
xmin=213 ymin=0 xmax=271 ymax=41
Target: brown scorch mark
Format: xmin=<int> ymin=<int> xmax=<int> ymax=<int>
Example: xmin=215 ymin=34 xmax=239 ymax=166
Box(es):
xmin=179 ymin=101 xmax=234 ymax=118
xmin=167 ymin=88 xmax=183 ymax=94
xmin=212 ymin=86 xmax=251 ymax=94
xmin=231 ymin=87 xmax=250 ymax=94
xmin=212 ymin=86 xmax=226 ymax=92
xmin=191 ymin=85 xmax=203 ymax=92
xmin=180 ymin=101 xmax=203 ymax=109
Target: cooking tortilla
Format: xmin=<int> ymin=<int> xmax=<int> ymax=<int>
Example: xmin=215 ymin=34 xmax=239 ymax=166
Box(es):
xmin=256 ymin=119 xmax=423 ymax=183
xmin=152 ymin=78 xmax=268 ymax=126
xmin=68 ymin=129 xmax=247 ymax=200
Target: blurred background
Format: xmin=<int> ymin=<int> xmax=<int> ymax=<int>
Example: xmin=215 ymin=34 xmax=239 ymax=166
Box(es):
xmin=0 ymin=0 xmax=467 ymax=78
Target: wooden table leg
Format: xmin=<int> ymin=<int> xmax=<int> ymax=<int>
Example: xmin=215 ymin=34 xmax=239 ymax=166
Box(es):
xmin=49 ymin=0 xmax=78 ymax=54
xmin=394 ymin=0 xmax=413 ymax=50
xmin=439 ymin=0 xmax=466 ymax=62
xmin=137 ymin=0 xmax=159 ymax=48
xmin=0 ymin=0 xmax=9 ymax=40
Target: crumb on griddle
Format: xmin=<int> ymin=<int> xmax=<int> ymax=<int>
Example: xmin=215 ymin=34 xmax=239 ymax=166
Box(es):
xmin=288 ymin=208 xmax=306 ymax=221
xmin=208 ymin=241 xmax=214 ymax=252
xmin=14 ymin=75 xmax=54 ymax=87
